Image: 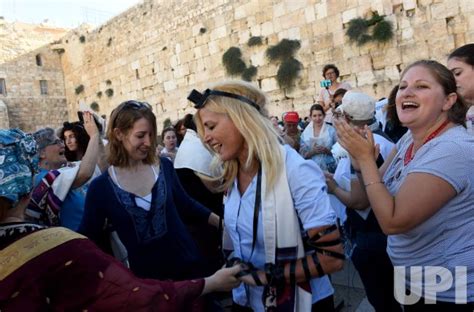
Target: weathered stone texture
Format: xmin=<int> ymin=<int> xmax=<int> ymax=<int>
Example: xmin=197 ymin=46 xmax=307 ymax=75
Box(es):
xmin=0 ymin=21 xmax=68 ymax=131
xmin=1 ymin=0 xmax=473 ymax=128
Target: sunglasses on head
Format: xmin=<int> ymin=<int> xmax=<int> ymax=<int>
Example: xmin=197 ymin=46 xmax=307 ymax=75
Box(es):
xmin=112 ymin=100 xmax=152 ymax=127
xmin=187 ymin=88 xmax=260 ymax=112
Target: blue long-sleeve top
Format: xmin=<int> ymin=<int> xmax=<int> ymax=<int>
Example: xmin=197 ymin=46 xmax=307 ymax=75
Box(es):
xmin=79 ymin=157 xmax=211 ymax=280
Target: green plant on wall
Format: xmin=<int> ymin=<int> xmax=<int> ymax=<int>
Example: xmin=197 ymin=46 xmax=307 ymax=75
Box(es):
xmin=105 ymin=88 xmax=114 ymax=97
xmin=75 ymin=85 xmax=84 ymax=94
xmin=248 ymin=36 xmax=263 ymax=47
xmin=266 ymin=39 xmax=301 ymax=62
xmin=222 ymin=47 xmax=247 ymax=76
xmin=346 ymin=12 xmax=394 ymax=46
xmin=276 ymin=58 xmax=302 ymax=90
xmin=163 ymin=118 xmax=172 ymax=129
xmin=222 ymin=47 xmax=259 ymax=82
xmin=241 ymin=66 xmax=257 ymax=82
xmin=266 ymin=39 xmax=302 ymax=91
xmin=90 ymin=102 xmax=100 ymax=112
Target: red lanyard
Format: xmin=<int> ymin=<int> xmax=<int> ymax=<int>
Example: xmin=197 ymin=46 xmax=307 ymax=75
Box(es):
xmin=404 ymin=120 xmax=450 ymax=166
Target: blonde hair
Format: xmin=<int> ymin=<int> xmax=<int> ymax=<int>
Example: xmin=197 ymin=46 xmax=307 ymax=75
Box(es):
xmin=194 ymin=80 xmax=283 ymax=191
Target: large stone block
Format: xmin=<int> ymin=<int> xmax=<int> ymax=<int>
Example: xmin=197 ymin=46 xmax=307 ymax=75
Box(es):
xmin=250 ymin=24 xmax=262 ymax=36
xmin=304 ymin=5 xmax=316 ymax=23
xmin=430 ymin=2 xmax=459 ymax=19
xmin=385 ymin=65 xmax=401 ymax=82
xmin=164 ymin=80 xmax=177 ymax=92
xmin=356 ymin=70 xmax=376 ymax=86
xmin=250 ymin=50 xmax=266 ymax=66
xmin=402 ymin=0 xmax=417 ymax=10
xmin=273 ymin=2 xmax=286 ymax=18
xmin=210 ymin=25 xmax=227 ymax=41
xmin=261 ymin=77 xmax=279 ymax=92
xmin=459 ymin=0 xmax=474 ymax=12
xmin=342 ymin=8 xmax=358 ymax=24
xmin=234 ymin=4 xmax=247 ymax=20
xmin=315 ymin=2 xmax=328 ymax=19
xmin=261 ymin=21 xmax=274 ymax=36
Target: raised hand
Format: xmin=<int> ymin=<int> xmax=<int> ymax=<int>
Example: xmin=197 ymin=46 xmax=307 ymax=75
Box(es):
xmin=82 ymin=111 xmax=99 ymax=137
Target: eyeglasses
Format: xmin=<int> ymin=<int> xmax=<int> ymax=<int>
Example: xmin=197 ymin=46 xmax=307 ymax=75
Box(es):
xmin=47 ymin=138 xmax=64 ymax=147
xmin=187 ymin=88 xmax=260 ymax=112
xmin=111 ymin=100 xmax=152 ymax=128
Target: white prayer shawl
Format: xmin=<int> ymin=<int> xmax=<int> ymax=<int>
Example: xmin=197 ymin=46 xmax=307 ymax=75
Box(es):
xmin=223 ymin=145 xmax=312 ymax=311
xmin=301 ymin=121 xmax=331 ymax=149
xmin=174 ymin=129 xmax=214 ymax=177
xmin=331 ymin=142 xmax=349 ymax=164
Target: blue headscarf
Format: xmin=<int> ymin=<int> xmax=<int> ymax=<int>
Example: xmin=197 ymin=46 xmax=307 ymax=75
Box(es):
xmin=0 ymin=128 xmax=38 ymax=206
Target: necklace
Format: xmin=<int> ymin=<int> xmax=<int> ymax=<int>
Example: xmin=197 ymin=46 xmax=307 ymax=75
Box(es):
xmin=404 ymin=119 xmax=450 ymax=166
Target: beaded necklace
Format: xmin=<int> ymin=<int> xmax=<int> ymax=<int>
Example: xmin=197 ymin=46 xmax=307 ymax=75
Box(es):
xmin=403 ymin=119 xmax=450 ymax=166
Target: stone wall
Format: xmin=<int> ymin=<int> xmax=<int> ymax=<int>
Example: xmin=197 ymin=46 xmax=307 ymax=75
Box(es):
xmin=4 ymin=0 xmax=474 ymax=131
xmin=57 ymin=0 xmax=474 ymax=128
xmin=0 ymin=100 xmax=9 ymax=129
xmin=0 ymin=20 xmax=69 ymax=131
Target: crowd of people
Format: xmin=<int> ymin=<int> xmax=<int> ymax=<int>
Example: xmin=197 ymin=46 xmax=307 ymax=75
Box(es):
xmin=1 ymin=43 xmax=473 ymax=311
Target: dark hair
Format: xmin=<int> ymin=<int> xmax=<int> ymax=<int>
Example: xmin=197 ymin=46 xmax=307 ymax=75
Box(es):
xmin=161 ymin=127 xmax=176 ymax=140
xmin=333 ymin=88 xmax=347 ymax=99
xmin=0 ymin=197 xmax=12 ymax=221
xmin=310 ymin=104 xmax=325 ymax=117
xmin=322 ymin=64 xmax=340 ymax=78
xmin=107 ymin=100 xmax=157 ymax=167
xmin=174 ymin=119 xmax=185 ymax=145
xmin=448 ymin=44 xmax=474 ymax=66
xmin=401 ymin=60 xmax=468 ymax=126
xmin=386 ymin=84 xmax=400 ymax=125
xmin=60 ymin=122 xmax=89 ymax=161
xmin=182 ymin=113 xmax=196 ymax=131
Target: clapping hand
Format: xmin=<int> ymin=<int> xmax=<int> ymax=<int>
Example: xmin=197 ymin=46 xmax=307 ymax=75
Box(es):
xmin=333 ymin=119 xmax=379 ymax=166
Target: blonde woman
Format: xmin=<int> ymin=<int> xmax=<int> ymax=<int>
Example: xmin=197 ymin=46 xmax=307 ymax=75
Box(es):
xmin=190 ymin=81 xmax=344 ymax=311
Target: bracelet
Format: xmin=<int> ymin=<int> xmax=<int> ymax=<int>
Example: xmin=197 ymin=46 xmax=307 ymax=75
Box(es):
xmin=364 ymin=181 xmax=384 ymax=187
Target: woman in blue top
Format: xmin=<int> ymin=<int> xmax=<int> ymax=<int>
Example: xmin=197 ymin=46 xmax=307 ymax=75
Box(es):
xmin=300 ymin=104 xmax=337 ymax=172
xmin=190 ymin=81 xmax=344 ymax=311
xmin=79 ymin=100 xmax=221 ymax=281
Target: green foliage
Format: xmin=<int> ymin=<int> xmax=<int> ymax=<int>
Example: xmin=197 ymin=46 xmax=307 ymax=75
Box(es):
xmin=105 ymin=88 xmax=114 ymax=97
xmin=241 ymin=66 xmax=257 ymax=81
xmin=346 ymin=18 xmax=368 ymax=43
xmin=372 ymin=20 xmax=394 ymax=43
xmin=75 ymin=85 xmax=84 ymax=94
xmin=276 ymin=58 xmax=302 ymax=90
xmin=79 ymin=35 xmax=86 ymax=43
xmin=222 ymin=47 xmax=246 ymax=75
xmin=90 ymin=102 xmax=100 ymax=112
xmin=248 ymin=36 xmax=263 ymax=47
xmin=199 ymin=27 xmax=207 ymax=34
xmin=266 ymin=39 xmax=301 ymax=62
xmin=105 ymin=80 xmax=112 ymax=85
xmin=163 ymin=118 xmax=172 ymax=129
xmin=346 ymin=12 xmax=394 ymax=46
xmin=96 ymin=91 xmax=103 ymax=98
